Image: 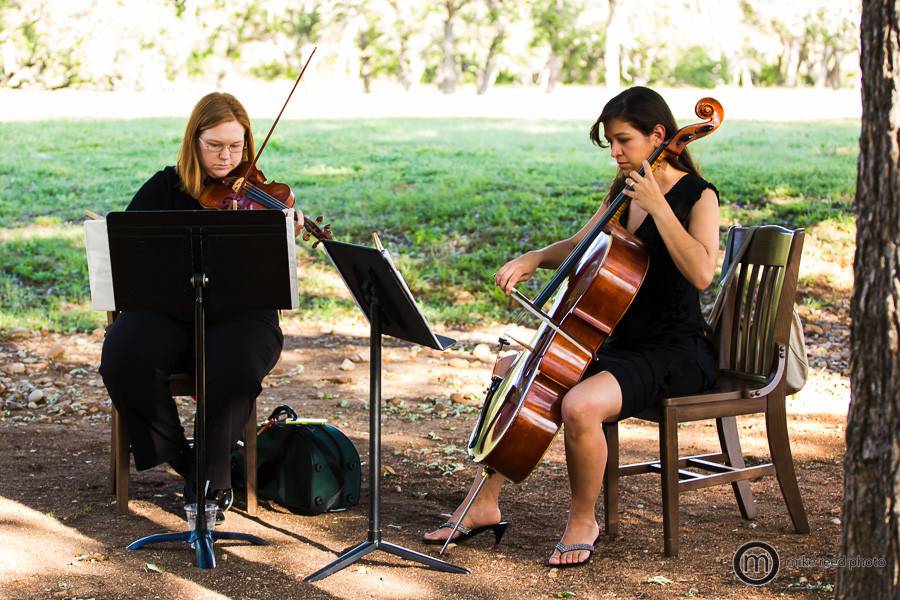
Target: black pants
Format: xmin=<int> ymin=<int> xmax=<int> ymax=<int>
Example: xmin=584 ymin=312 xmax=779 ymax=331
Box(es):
xmin=100 ymin=310 xmax=283 ymax=489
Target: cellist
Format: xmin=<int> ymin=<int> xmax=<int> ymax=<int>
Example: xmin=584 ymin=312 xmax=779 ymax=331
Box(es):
xmin=424 ymin=86 xmax=721 ymax=568
xmin=99 ymin=92 xmax=304 ymax=521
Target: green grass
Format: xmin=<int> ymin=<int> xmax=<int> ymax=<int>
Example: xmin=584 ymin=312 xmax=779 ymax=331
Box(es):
xmin=0 ymin=118 xmax=859 ymax=331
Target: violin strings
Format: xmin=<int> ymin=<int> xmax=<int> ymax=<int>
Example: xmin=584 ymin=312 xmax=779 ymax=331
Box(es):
xmin=242 ymin=182 xmax=287 ymax=210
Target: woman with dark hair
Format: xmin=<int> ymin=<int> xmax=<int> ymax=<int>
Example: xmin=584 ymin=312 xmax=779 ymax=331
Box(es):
xmin=99 ymin=92 xmax=303 ymax=519
xmin=424 ymin=87 xmax=720 ymax=568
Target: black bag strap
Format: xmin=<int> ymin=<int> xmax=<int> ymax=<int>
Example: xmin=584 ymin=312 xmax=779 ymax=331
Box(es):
xmin=267 ymin=405 xmax=298 ymax=423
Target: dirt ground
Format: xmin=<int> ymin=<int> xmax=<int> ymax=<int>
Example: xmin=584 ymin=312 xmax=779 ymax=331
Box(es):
xmin=0 ymin=306 xmax=848 ymax=599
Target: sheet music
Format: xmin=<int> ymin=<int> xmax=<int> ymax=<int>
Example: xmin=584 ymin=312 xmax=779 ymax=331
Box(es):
xmin=378 ymin=247 xmax=443 ymax=347
xmin=285 ymin=209 xmax=299 ymax=309
xmin=83 ymin=219 xmax=116 ymax=310
xmin=322 ymin=240 xmax=447 ymax=349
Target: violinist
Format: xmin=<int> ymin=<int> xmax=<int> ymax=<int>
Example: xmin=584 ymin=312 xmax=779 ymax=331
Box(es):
xmin=99 ymin=92 xmax=303 ymax=519
xmin=424 ymin=87 xmax=720 ymax=568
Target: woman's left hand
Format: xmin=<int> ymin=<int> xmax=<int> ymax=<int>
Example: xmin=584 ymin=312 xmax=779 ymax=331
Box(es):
xmin=286 ymin=208 xmax=305 ymax=237
xmin=623 ymin=160 xmax=667 ymax=217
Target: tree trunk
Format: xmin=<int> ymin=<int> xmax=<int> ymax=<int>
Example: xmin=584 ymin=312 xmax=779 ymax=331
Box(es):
xmin=826 ymin=47 xmax=842 ymax=90
xmin=397 ymin=35 xmax=412 ymax=90
xmin=784 ymin=39 xmax=801 ymax=87
xmin=814 ymin=48 xmax=829 ymax=88
xmin=604 ymin=0 xmax=621 ymax=89
xmin=839 ymin=1 xmax=900 ymax=598
xmin=387 ymin=0 xmax=413 ymax=90
xmin=439 ymin=2 xmax=458 ymax=94
xmin=544 ymin=52 xmax=563 ymax=92
xmin=361 ymin=58 xmax=372 ymax=93
xmin=478 ymin=27 xmax=506 ymax=95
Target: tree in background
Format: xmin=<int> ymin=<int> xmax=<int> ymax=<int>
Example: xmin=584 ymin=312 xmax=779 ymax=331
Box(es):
xmin=0 ymin=0 xmax=865 ymax=92
xmin=0 ymin=0 xmax=194 ymax=90
xmin=436 ymin=0 xmax=471 ymax=94
xmin=530 ymin=0 xmax=581 ymax=92
xmin=472 ymin=0 xmax=511 ymax=94
xmin=839 ymin=0 xmax=900 ymax=597
xmin=604 ymin=0 xmax=621 ymax=89
xmin=741 ymin=0 xmax=859 ymax=88
xmin=384 ymin=0 xmax=428 ymax=90
xmin=803 ymin=4 xmax=859 ymax=89
xmin=0 ymin=1 xmax=87 ymax=89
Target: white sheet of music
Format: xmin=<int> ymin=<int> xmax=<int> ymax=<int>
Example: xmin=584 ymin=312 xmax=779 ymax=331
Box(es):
xmin=285 ymin=209 xmax=299 ymax=309
xmin=84 ymin=218 xmax=115 ymax=311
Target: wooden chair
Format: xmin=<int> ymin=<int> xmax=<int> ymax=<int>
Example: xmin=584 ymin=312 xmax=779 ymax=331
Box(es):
xmin=106 ymin=314 xmax=259 ymax=517
xmin=601 ymin=225 xmax=810 ymax=556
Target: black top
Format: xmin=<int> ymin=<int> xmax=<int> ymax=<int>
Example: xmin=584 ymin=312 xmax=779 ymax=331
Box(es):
xmin=610 ymin=172 xmax=717 ymax=346
xmin=127 ymin=166 xmax=202 ymax=211
xmin=126 ymin=166 xmax=280 ymax=328
xmin=589 ymin=172 xmax=718 ymax=418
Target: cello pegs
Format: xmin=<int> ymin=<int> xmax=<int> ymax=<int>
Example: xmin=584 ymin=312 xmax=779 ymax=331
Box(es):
xmin=315 ymin=215 xmax=324 ymax=224
xmin=302 ymin=231 xmax=311 ymax=241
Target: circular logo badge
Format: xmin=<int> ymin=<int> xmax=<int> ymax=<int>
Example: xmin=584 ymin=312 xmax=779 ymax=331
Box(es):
xmin=733 ymin=541 xmax=780 ymax=586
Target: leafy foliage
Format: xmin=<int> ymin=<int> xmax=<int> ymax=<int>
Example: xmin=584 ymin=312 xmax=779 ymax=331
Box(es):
xmin=0 ymin=0 xmax=861 ymax=91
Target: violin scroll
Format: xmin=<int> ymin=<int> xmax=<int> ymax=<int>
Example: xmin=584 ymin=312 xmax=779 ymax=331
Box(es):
xmin=302 ymin=214 xmax=333 ymax=248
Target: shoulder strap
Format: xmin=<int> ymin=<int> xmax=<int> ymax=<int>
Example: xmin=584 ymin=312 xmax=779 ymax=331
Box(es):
xmin=707 ymin=226 xmax=757 ymax=329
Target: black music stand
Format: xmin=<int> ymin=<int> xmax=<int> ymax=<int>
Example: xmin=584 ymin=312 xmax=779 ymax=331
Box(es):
xmin=305 ymin=240 xmax=468 ymax=581
xmin=102 ymin=209 xmax=295 ymax=569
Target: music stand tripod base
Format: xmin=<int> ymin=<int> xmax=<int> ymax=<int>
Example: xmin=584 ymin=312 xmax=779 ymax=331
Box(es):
xmin=305 ymin=278 xmax=468 ymax=582
xmin=126 ymin=528 xmax=269 ymax=569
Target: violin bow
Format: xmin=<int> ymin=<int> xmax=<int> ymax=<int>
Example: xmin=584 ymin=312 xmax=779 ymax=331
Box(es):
xmin=232 ymin=46 xmax=317 ymax=194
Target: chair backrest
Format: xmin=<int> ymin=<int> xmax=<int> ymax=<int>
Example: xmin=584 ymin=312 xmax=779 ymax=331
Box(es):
xmin=716 ymin=225 xmax=804 ymax=380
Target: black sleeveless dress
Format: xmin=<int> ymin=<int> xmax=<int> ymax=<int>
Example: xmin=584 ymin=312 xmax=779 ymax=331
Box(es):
xmin=588 ymin=172 xmax=718 ymax=419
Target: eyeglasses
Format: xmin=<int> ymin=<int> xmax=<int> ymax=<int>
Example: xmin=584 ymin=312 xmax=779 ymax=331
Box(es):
xmin=198 ymin=137 xmax=245 ymax=155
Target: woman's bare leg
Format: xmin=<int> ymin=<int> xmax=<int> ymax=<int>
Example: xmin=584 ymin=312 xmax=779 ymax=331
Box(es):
xmin=547 ymin=371 xmax=622 ymax=566
xmin=422 ymin=468 xmax=505 ymax=542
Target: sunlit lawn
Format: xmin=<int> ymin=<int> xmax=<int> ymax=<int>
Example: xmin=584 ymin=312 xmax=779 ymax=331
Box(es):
xmin=0 ymin=118 xmax=858 ymax=331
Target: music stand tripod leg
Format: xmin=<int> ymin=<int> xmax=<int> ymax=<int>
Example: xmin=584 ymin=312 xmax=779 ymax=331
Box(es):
xmin=305 ymin=296 xmax=468 ymax=582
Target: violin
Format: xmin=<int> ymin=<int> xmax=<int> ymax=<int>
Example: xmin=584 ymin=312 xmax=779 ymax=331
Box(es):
xmin=197 ymin=47 xmax=333 ymax=247
xmin=198 ymin=160 xmax=332 ymax=246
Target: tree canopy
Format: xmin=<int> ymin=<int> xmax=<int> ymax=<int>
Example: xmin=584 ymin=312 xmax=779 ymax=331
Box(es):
xmin=0 ymin=0 xmax=859 ymax=92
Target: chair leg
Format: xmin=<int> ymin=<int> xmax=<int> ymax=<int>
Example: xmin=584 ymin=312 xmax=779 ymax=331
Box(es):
xmin=660 ymin=407 xmax=679 ymax=557
xmin=716 ymin=416 xmax=758 ymax=520
xmin=114 ymin=409 xmax=130 ymax=515
xmin=765 ymin=397 xmax=810 ymax=533
xmin=109 ymin=407 xmax=117 ymax=495
xmin=245 ymin=402 xmax=258 ymax=516
xmin=602 ymin=422 xmax=619 ymax=538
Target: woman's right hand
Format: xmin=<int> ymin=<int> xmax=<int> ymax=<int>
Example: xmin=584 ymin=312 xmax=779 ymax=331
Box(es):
xmin=495 ymin=251 xmax=541 ymax=295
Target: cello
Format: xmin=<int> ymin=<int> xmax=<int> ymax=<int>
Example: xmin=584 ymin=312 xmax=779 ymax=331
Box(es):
xmin=440 ymin=97 xmax=724 ymax=553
